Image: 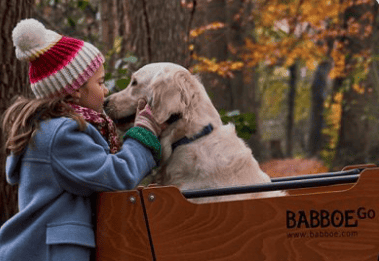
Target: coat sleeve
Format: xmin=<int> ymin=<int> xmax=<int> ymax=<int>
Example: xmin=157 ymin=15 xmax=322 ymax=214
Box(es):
xmin=50 ymin=119 xmax=157 ymax=196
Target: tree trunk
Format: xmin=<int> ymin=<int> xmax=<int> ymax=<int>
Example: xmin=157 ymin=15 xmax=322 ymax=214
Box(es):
xmin=122 ymin=0 xmax=190 ymax=67
xmin=366 ymin=6 xmax=379 ymax=163
xmin=190 ymin=0 xmax=232 ymax=111
xmin=0 ymin=0 xmax=34 ymax=225
xmin=195 ymin=0 xmax=264 ymax=159
xmin=100 ymin=0 xmax=117 ymax=69
xmin=286 ymin=62 xmax=298 ymax=157
xmin=227 ymin=0 xmax=244 ymax=111
xmin=332 ymin=1 xmax=376 ymax=169
xmin=308 ymin=60 xmax=332 ymax=157
xmin=333 ymin=80 xmax=370 ymax=169
xmin=231 ymin=0 xmax=264 ymax=160
xmin=117 ymin=0 xmax=127 ymax=58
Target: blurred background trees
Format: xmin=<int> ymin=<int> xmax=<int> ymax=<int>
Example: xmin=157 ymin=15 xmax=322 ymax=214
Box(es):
xmin=1 ymin=0 xmax=379 ymax=224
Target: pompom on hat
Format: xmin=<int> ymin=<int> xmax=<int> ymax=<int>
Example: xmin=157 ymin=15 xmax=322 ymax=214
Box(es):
xmin=12 ymin=18 xmax=104 ymax=99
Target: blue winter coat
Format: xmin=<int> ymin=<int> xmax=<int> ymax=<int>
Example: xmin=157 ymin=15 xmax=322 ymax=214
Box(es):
xmin=0 ymin=117 xmax=158 ymax=261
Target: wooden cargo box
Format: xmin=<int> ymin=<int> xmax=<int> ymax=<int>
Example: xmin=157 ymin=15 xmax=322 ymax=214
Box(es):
xmin=96 ymin=165 xmax=379 ymax=261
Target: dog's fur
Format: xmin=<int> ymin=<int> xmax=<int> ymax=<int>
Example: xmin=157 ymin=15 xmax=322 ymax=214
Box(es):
xmin=104 ymin=62 xmax=285 ymax=202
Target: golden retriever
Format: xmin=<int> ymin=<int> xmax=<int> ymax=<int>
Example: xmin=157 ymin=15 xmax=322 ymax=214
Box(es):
xmin=104 ymin=62 xmax=285 ymax=202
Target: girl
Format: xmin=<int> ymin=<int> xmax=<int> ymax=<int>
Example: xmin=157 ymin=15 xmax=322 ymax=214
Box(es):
xmin=0 ymin=19 xmax=163 ymax=261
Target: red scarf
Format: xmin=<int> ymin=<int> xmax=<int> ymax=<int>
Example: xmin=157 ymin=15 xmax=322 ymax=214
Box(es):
xmin=68 ymin=103 xmax=122 ymax=154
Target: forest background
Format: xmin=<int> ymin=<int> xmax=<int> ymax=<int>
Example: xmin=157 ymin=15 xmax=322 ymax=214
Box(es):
xmin=1 ymin=0 xmax=379 ymax=224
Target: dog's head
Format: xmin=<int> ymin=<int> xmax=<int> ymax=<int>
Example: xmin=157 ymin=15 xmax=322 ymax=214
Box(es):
xmin=104 ymin=62 xmax=199 ymax=132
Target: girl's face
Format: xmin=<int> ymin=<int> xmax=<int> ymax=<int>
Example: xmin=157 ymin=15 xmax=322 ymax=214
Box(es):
xmin=75 ymin=64 xmax=108 ymax=112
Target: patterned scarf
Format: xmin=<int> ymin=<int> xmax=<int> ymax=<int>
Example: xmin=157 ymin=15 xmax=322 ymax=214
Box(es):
xmin=68 ymin=103 xmax=122 ymax=154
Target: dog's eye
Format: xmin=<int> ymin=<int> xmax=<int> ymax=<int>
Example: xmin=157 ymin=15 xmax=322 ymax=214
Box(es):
xmin=131 ymin=79 xmax=138 ymax=86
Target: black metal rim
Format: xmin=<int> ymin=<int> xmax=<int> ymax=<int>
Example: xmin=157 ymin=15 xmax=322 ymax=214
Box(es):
xmin=182 ymin=169 xmax=362 ymax=199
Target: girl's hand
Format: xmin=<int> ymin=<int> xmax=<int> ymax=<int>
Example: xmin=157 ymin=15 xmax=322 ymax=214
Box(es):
xmin=134 ymin=99 xmax=165 ymax=136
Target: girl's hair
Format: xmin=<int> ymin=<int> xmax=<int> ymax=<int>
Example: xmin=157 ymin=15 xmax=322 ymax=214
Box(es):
xmin=2 ymin=96 xmax=86 ymax=155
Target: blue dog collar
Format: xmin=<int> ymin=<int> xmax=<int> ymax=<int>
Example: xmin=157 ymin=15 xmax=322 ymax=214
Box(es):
xmin=171 ymin=124 xmax=214 ymax=152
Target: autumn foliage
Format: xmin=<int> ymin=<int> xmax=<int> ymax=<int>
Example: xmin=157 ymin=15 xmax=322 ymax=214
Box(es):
xmin=190 ymin=0 xmax=375 ymax=79
xmin=189 ymin=0 xmax=377 ymax=167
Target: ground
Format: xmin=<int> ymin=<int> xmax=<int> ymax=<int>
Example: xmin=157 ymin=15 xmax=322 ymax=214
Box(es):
xmin=260 ymin=158 xmax=329 ymax=178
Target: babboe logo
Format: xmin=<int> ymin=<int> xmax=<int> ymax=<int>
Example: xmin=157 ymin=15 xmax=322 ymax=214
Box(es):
xmin=286 ymin=207 xmax=376 ymax=229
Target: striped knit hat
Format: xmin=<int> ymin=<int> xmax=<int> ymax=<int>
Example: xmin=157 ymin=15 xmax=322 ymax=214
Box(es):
xmin=12 ymin=18 xmax=104 ymax=99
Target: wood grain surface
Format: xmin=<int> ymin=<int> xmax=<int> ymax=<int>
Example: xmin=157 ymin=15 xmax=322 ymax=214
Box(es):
xmin=96 ymin=190 xmax=153 ymax=261
xmin=140 ymin=168 xmax=379 ymax=261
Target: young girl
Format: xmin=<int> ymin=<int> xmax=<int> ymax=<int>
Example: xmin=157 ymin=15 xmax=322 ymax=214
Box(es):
xmin=0 ymin=19 xmax=163 ymax=261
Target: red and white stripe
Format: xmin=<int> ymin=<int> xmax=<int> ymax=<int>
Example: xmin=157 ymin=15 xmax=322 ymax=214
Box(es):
xmin=29 ymin=36 xmax=104 ymax=99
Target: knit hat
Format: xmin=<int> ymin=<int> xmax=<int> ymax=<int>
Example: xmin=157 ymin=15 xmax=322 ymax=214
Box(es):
xmin=12 ymin=18 xmax=105 ymax=99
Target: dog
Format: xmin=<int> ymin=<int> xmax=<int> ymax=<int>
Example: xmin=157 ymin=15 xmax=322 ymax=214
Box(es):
xmin=104 ymin=62 xmax=285 ymax=202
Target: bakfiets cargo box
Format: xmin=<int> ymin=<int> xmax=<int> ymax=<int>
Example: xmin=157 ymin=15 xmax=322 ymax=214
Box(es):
xmin=96 ymin=165 xmax=379 ymax=261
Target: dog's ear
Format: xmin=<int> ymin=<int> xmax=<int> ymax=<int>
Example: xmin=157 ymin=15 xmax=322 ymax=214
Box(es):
xmin=150 ymin=71 xmax=194 ymax=124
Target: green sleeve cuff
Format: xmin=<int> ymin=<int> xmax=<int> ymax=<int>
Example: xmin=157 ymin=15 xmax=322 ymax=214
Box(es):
xmin=123 ymin=127 xmax=161 ymax=164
